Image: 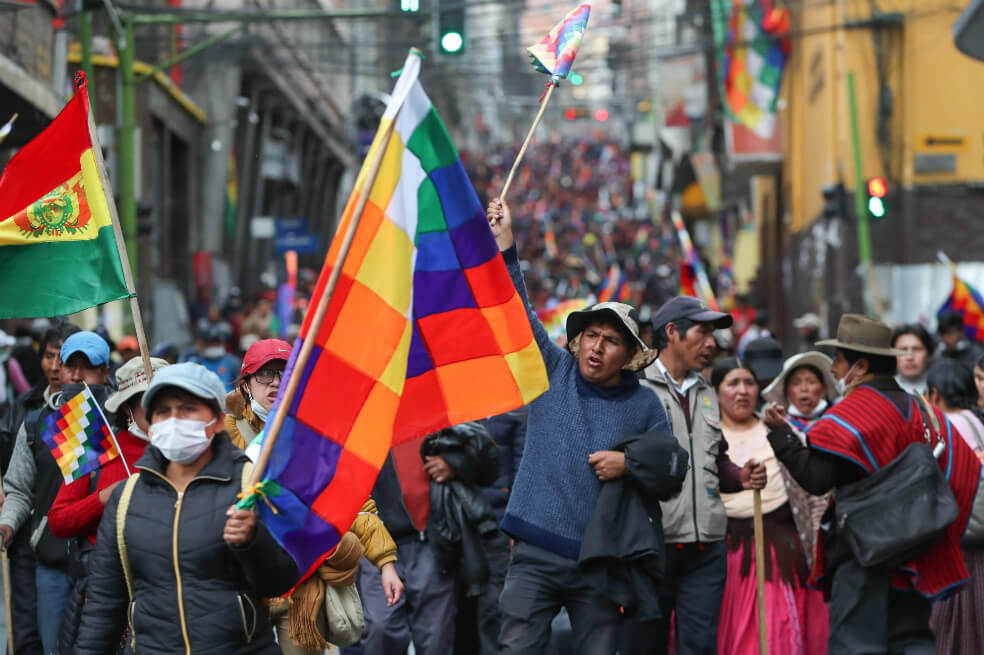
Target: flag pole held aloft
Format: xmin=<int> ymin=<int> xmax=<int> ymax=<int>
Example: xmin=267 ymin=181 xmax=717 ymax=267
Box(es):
xmin=245 ymin=76 xmax=409 ymax=491
xmin=499 ymin=3 xmax=591 ymax=203
xmin=79 ymin=73 xmax=155 ymax=383
xmin=237 ymin=48 xmax=548 ymax=586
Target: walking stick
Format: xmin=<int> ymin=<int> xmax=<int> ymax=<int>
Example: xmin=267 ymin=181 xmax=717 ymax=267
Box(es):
xmin=0 ymin=475 xmax=13 ymax=655
xmin=1 ymin=549 xmax=11 ymax=655
xmin=753 ymin=488 xmax=768 ymax=655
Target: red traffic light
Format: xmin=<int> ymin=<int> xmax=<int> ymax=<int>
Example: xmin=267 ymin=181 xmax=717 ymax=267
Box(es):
xmin=867 ymin=177 xmax=887 ymax=198
xmin=565 ymin=108 xmax=578 ymax=120
xmin=594 ymin=109 xmax=609 ymax=122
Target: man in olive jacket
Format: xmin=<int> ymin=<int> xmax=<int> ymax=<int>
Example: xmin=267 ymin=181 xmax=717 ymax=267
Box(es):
xmin=641 ymin=297 xmax=766 ymax=655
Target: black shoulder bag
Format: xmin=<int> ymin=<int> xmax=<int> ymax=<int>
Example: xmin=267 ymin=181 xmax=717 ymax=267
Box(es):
xmin=834 ymin=394 xmax=960 ymax=568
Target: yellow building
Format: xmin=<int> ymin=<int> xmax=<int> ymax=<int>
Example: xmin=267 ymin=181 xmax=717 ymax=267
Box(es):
xmin=782 ymin=0 xmax=984 ymax=233
xmin=774 ymin=0 xmax=984 ymax=326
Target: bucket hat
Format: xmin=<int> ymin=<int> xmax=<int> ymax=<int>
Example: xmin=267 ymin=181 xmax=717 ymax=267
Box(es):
xmin=105 ymin=357 xmax=170 ymax=413
xmin=762 ymin=351 xmax=838 ymax=406
xmin=816 ymin=313 xmax=904 ymax=357
xmin=566 ymin=302 xmax=659 ymax=372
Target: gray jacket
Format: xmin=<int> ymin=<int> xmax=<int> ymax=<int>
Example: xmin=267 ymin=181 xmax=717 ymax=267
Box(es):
xmin=641 ymin=362 xmax=733 ymax=543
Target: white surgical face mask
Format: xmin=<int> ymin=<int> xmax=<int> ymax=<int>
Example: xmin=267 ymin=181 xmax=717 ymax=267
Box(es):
xmin=834 ymin=362 xmax=859 ymax=396
xmin=127 ymin=411 xmax=149 ymax=441
xmin=150 ymin=417 xmax=215 ymax=464
xmin=250 ymin=398 xmax=269 ymax=423
xmin=203 ymin=346 xmax=226 ymax=359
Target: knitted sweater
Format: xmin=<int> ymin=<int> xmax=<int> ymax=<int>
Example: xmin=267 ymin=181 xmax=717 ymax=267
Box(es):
xmin=500 ymin=246 xmax=670 ymax=560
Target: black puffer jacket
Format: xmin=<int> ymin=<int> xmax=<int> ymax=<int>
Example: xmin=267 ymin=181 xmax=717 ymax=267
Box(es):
xmin=421 ymin=422 xmax=499 ymax=598
xmin=74 ymin=434 xmax=298 ymax=655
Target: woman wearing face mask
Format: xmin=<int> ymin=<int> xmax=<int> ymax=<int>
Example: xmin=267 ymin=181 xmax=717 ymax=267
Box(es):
xmin=761 ymin=353 xmax=838 ymax=571
xmin=225 ymin=339 xmax=405 ymax=653
xmin=924 ymin=359 xmax=984 ymax=653
xmin=763 ymin=352 xmax=838 ymax=432
xmin=74 ymin=362 xmax=298 ymax=655
xmin=47 ymin=356 xmax=168 ymax=653
xmin=712 ymin=358 xmax=828 ymax=655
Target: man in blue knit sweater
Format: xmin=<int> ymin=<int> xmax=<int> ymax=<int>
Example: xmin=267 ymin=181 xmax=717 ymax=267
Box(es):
xmin=487 ymin=199 xmax=671 ymax=655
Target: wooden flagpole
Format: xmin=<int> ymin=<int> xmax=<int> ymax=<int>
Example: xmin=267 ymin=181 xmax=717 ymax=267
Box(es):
xmin=498 ymin=84 xmax=556 ymax=203
xmin=82 ymin=78 xmax=154 ymax=383
xmin=0 ymin=474 xmax=13 ymax=655
xmin=753 ymin=488 xmax=768 ymax=655
xmin=248 ymin=106 xmax=406 ymax=487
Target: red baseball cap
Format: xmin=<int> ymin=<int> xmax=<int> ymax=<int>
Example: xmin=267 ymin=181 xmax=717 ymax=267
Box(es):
xmin=241 ymin=339 xmax=292 ymax=376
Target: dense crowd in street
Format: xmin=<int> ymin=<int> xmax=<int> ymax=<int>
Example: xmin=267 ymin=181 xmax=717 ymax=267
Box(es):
xmin=464 ymin=138 xmax=681 ymax=312
xmin=0 ymin=188 xmax=983 ymax=655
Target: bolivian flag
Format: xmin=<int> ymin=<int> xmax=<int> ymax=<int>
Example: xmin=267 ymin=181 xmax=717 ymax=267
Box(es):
xmin=0 ymin=74 xmax=131 ymax=319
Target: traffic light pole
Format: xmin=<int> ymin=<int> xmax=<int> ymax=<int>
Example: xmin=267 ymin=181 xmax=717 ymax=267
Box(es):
xmin=846 ymin=71 xmax=883 ymax=317
xmin=118 ymin=17 xmax=137 ymax=273
xmin=79 ymin=12 xmax=95 ymax=98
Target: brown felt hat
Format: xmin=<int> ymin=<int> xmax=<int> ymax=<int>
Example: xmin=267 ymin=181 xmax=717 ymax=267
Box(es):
xmin=815 ymin=313 xmax=905 ymax=357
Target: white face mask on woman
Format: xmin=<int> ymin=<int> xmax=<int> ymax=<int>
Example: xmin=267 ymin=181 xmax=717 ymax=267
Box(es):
xmin=149 ymin=417 xmax=216 ymax=464
xmin=127 ymin=411 xmax=149 ymax=441
xmin=250 ymin=398 xmax=269 ymax=423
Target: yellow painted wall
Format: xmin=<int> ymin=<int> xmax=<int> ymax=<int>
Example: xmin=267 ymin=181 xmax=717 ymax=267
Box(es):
xmin=783 ymin=0 xmax=984 ymax=234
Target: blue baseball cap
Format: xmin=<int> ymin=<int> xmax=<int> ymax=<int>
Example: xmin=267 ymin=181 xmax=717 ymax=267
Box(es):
xmin=60 ymin=331 xmax=111 ymax=367
xmin=141 ymin=362 xmax=227 ymax=413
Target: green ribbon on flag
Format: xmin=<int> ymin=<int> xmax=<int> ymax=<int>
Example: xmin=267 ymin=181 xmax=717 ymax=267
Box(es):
xmin=236 ymin=478 xmax=282 ymax=513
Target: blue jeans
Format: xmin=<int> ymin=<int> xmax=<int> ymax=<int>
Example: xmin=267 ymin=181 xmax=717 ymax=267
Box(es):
xmin=35 ymin=563 xmax=71 ymax=655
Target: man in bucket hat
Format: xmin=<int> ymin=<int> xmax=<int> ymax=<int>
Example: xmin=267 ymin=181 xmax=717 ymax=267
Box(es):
xmin=641 ymin=296 xmax=767 ymax=655
xmin=487 ymin=199 xmax=675 ymax=654
xmin=763 ymin=314 xmax=982 ymax=654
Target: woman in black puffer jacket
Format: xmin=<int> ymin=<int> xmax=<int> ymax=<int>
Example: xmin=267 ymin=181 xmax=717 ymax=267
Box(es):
xmin=75 ymin=363 xmax=299 ymax=655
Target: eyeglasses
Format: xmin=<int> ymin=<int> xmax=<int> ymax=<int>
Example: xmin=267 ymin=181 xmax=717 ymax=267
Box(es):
xmin=253 ymin=369 xmax=284 ymax=385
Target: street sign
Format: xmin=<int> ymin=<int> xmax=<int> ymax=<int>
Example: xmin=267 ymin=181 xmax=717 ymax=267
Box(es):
xmin=275 ymin=217 xmax=309 ymax=235
xmin=275 ymin=232 xmax=319 ymax=254
xmin=917 ymin=134 xmax=968 ymax=151
xmin=913 ymin=153 xmax=957 ymax=174
xmin=274 ymin=216 xmax=318 ymax=254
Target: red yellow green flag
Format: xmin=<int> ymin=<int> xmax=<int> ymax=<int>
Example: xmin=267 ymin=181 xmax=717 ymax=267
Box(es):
xmin=0 ymin=74 xmax=131 ymax=319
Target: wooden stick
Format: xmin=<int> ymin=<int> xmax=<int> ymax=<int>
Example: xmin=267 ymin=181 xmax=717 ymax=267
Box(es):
xmin=83 ymin=84 xmax=155 ymax=382
xmin=249 ymin=112 xmax=401 ymax=487
xmin=1 ymin=550 xmax=11 ymax=655
xmin=499 ymin=84 xmax=556 ymax=201
xmin=753 ymin=488 xmax=768 ymax=655
xmin=0 ymin=474 xmax=12 ymax=655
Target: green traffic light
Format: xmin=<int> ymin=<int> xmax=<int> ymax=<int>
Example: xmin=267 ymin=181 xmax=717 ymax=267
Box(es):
xmin=441 ymin=31 xmax=464 ymax=53
xmin=868 ymin=196 xmax=885 ymax=218
xmin=570 ymin=72 xmax=583 ymax=86
xmin=400 ymin=0 xmax=419 ymax=11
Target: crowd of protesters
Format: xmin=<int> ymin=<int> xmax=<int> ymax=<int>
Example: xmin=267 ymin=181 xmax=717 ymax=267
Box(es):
xmin=464 ymin=138 xmax=685 ymax=313
xmin=0 ymin=200 xmax=983 ymax=654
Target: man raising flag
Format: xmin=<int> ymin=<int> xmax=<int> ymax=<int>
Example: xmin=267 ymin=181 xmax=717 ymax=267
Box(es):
xmin=488 ymin=196 xmax=686 ymax=654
